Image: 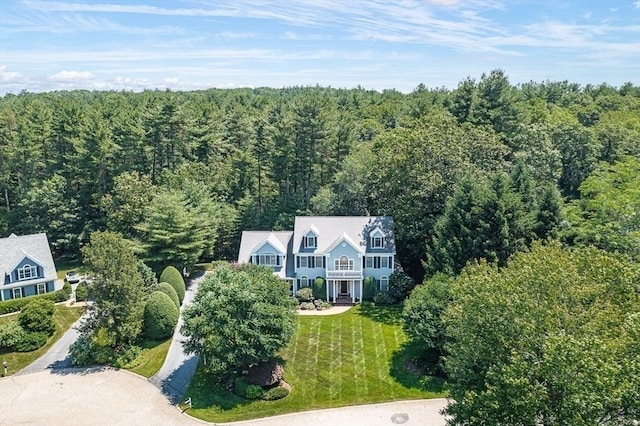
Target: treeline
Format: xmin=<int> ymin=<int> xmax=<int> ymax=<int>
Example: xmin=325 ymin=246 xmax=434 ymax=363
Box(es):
xmin=1 ymin=70 xmax=638 ymax=277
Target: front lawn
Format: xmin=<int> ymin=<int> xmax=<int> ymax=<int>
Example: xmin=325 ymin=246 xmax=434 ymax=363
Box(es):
xmin=0 ymin=305 xmax=85 ymax=376
xmin=183 ymin=304 xmax=444 ymax=422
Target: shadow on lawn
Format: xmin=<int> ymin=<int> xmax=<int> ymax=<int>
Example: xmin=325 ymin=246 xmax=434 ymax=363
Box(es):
xmin=390 ymin=342 xmax=445 ymax=393
xmin=356 ymin=303 xmax=404 ymax=326
xmin=185 ymin=368 xmax=254 ymax=412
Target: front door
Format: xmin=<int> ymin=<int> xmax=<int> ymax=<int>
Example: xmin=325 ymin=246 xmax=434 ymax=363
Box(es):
xmin=340 ymin=280 xmax=349 ymax=295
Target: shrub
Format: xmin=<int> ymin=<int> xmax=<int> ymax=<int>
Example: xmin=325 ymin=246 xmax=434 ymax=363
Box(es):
xmin=157 ymin=282 xmax=180 ymax=310
xmin=70 ymin=335 xmax=97 ymax=366
xmin=234 ymin=376 xmax=251 ymax=397
xmin=55 ymin=282 xmax=72 ymax=302
xmin=246 ymin=384 xmax=265 ymax=399
xmin=363 ymin=276 xmax=376 ymax=301
xmin=75 ymin=282 xmax=89 ymax=302
xmin=388 ymin=271 xmax=416 ymax=302
xmin=143 ymin=291 xmax=179 ymax=340
xmin=263 ymin=386 xmax=289 ymax=401
xmin=299 ymin=302 xmax=315 ymax=310
xmin=312 ymin=277 xmax=326 ymax=300
xmin=14 ymin=331 xmax=48 ymax=352
xmin=0 ymin=287 xmax=69 ymax=315
xmin=296 ymin=287 xmax=313 ymax=302
xmin=246 ymin=360 xmax=284 ymax=387
xmin=374 ymin=291 xmax=396 ymax=305
xmin=18 ymin=299 xmax=55 ymax=335
xmin=0 ymin=321 xmax=26 ymax=349
xmin=160 ymin=266 xmax=185 ymax=305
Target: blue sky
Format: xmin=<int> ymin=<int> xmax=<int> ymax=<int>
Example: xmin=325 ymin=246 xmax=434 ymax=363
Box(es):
xmin=1 ymin=0 xmax=639 ymax=94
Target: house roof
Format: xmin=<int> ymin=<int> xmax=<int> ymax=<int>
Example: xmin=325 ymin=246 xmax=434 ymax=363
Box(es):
xmin=293 ymin=216 xmax=395 ymax=254
xmin=237 ymin=231 xmax=295 ymax=279
xmin=0 ymin=233 xmax=58 ymax=282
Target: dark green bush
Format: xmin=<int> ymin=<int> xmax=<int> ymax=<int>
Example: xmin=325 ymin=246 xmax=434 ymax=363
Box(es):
xmin=143 ymin=291 xmax=179 ymax=340
xmin=363 ymin=276 xmax=376 ymax=301
xmin=75 ymin=282 xmax=89 ymax=302
xmin=374 ymin=291 xmax=396 ymax=305
xmin=14 ymin=331 xmax=48 ymax=352
xmin=246 ymin=384 xmax=265 ymax=399
xmin=159 ymin=266 xmax=185 ymax=305
xmin=296 ymin=287 xmax=313 ymax=302
xmin=157 ymin=282 xmax=180 ymax=310
xmin=18 ymin=299 xmax=55 ymax=335
xmin=263 ymin=386 xmax=289 ymax=401
xmin=70 ymin=335 xmax=97 ymax=366
xmin=312 ymin=277 xmax=326 ymax=300
xmin=388 ymin=271 xmax=416 ymax=302
xmin=246 ymin=360 xmax=284 ymax=386
xmin=234 ymin=377 xmax=251 ymax=397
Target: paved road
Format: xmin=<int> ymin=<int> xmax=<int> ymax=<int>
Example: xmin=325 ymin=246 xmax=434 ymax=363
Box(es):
xmin=0 ymin=369 xmax=447 ymax=426
xmin=16 ymin=311 xmax=87 ymax=375
xmin=149 ymin=272 xmax=205 ymax=403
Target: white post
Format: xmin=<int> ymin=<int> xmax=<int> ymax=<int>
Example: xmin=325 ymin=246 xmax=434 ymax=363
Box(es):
xmin=332 ymin=280 xmax=336 ymax=303
xmin=359 ymin=279 xmax=363 ymax=304
xmin=326 ymin=279 xmax=329 ymax=302
xmin=351 ymin=280 xmax=355 ymax=304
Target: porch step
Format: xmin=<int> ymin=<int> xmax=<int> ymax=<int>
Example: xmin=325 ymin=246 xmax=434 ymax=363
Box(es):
xmin=333 ymin=296 xmax=356 ymax=306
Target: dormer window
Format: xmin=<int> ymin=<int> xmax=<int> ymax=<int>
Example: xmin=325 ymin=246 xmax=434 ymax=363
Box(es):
xmin=18 ymin=264 xmax=37 ymax=280
xmin=304 ymin=233 xmax=317 ymax=248
xmin=370 ymin=228 xmax=385 ymax=249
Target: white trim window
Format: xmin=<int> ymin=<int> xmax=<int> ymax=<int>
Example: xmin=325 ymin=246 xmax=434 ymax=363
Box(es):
xmin=300 ymin=276 xmax=309 ymax=287
xmin=18 ymin=264 xmax=37 ymax=280
xmin=37 ymin=283 xmax=46 ymax=295
xmin=258 ymin=253 xmax=280 ymax=266
xmin=365 ymin=256 xmax=391 ymax=269
xmin=379 ymin=276 xmax=389 ymax=291
xmin=304 ymin=233 xmax=317 ymax=248
xmin=299 ymin=256 xmax=309 ymax=268
xmin=13 ymin=287 xmax=22 ymax=299
xmin=371 ymin=234 xmax=385 ymax=249
xmin=335 ymin=256 xmax=354 ymax=271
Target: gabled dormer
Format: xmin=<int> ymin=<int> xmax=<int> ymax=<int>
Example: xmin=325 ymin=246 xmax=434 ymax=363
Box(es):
xmin=302 ymin=225 xmax=319 ymax=250
xmin=9 ymin=253 xmax=45 ymax=283
xmin=249 ymin=233 xmax=286 ymax=268
xmin=369 ymin=227 xmax=386 ymax=249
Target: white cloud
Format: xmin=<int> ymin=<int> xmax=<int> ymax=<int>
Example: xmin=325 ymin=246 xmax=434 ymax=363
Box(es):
xmin=49 ymin=70 xmax=95 ymax=81
xmin=0 ymin=65 xmax=22 ymax=82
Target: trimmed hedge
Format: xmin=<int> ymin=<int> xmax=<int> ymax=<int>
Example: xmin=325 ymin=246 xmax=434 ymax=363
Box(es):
xmin=296 ymin=287 xmax=313 ymax=302
xmin=363 ymin=276 xmax=376 ymax=301
xmin=312 ymin=277 xmax=326 ymax=300
xmin=143 ymin=291 xmax=179 ymax=340
xmin=0 ymin=286 xmax=70 ymax=316
xmin=157 ymin=282 xmax=180 ymax=310
xmin=159 ymin=266 xmax=185 ymax=305
xmin=14 ymin=331 xmax=49 ymax=352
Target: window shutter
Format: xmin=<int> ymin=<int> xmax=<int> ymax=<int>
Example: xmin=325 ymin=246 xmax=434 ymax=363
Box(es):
xmin=296 ymin=256 xmax=300 ymax=268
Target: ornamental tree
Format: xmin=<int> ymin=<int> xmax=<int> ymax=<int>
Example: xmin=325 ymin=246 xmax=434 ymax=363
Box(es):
xmin=181 ymin=263 xmax=297 ymax=377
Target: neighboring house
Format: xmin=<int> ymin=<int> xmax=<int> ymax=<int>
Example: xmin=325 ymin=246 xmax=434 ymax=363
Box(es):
xmin=237 ymin=216 xmax=395 ymax=303
xmin=0 ymin=233 xmax=60 ymax=301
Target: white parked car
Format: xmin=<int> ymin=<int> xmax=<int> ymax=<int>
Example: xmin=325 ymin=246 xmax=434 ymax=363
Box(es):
xmin=65 ymin=271 xmax=82 ymax=284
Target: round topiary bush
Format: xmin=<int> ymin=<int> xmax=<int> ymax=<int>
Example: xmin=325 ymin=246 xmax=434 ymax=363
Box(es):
xmin=157 ymin=282 xmax=180 ymax=310
xmin=143 ymin=291 xmax=179 ymax=340
xmin=159 ymin=266 xmax=185 ymax=305
xmin=296 ymin=287 xmax=313 ymax=303
xmin=18 ymin=298 xmax=55 ymax=335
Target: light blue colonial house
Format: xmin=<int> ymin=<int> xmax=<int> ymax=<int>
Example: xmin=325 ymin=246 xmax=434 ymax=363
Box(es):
xmin=0 ymin=233 xmax=60 ymax=301
xmin=237 ymin=216 xmax=395 ymax=303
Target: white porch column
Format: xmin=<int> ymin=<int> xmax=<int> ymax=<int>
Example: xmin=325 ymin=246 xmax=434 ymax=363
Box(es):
xmin=293 ymin=278 xmax=297 ymax=296
xmin=351 ymin=280 xmax=355 ymax=304
xmin=332 ymin=280 xmax=336 ymax=303
xmin=359 ymin=279 xmax=363 ymax=304
xmin=326 ymin=279 xmax=329 ymax=302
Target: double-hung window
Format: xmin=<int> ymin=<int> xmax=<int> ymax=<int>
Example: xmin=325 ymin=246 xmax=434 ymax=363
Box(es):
xmin=18 ymin=264 xmax=37 ymax=280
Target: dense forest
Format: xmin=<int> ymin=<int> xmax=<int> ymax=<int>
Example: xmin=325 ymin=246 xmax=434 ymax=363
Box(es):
xmin=1 ymin=69 xmax=639 ymax=279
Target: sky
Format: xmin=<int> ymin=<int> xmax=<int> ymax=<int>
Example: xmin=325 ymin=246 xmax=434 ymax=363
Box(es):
xmin=0 ymin=0 xmax=639 ymax=94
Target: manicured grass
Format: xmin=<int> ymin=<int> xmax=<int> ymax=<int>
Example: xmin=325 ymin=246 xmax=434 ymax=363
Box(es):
xmin=125 ymin=338 xmax=173 ymax=378
xmin=183 ymin=304 xmax=445 ymax=422
xmin=0 ymin=305 xmax=85 ymax=376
